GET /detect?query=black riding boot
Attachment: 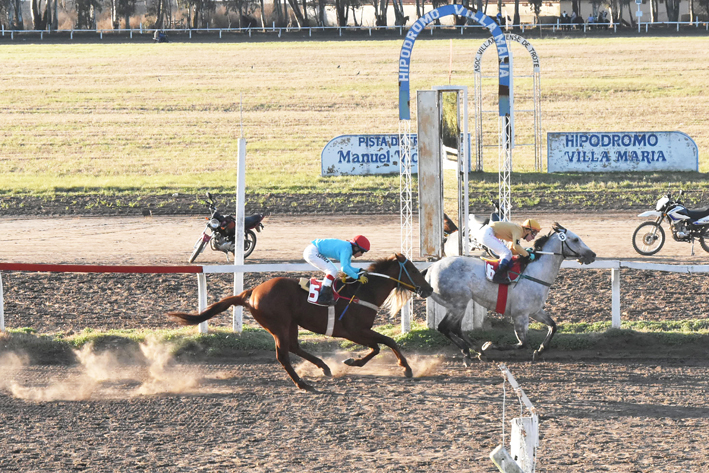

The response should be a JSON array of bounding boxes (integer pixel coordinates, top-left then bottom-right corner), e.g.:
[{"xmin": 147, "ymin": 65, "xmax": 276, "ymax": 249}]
[
  {"xmin": 318, "ymin": 285, "xmax": 335, "ymax": 305},
  {"xmin": 492, "ymin": 261, "xmax": 511, "ymax": 284}
]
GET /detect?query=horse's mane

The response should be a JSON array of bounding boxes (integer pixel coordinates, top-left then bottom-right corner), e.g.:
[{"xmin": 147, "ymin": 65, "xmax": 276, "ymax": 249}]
[
  {"xmin": 533, "ymin": 222, "xmax": 565, "ymax": 251},
  {"xmin": 365, "ymin": 255, "xmax": 397, "ymax": 274},
  {"xmin": 533, "ymin": 233, "xmax": 551, "ymax": 251},
  {"xmin": 366, "ymin": 255, "xmax": 413, "ymax": 318}
]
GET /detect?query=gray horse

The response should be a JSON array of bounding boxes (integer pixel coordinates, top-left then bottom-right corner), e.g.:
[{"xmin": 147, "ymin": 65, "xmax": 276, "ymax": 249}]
[{"xmin": 426, "ymin": 223, "xmax": 596, "ymax": 363}]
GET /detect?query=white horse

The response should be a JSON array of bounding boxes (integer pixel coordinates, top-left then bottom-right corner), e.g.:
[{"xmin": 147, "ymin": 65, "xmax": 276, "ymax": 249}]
[{"xmin": 426, "ymin": 223, "xmax": 596, "ymax": 363}]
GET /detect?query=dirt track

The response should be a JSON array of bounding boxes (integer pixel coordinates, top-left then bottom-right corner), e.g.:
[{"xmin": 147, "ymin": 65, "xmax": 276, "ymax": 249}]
[{"xmin": 1, "ymin": 213, "xmax": 709, "ymax": 472}]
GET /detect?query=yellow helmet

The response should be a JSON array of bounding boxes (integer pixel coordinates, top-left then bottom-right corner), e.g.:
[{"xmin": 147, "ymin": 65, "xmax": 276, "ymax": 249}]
[{"xmin": 522, "ymin": 219, "xmax": 541, "ymax": 232}]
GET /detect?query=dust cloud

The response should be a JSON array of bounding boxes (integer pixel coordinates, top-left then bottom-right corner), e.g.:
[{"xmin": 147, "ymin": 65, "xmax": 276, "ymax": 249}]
[{"xmin": 0, "ymin": 337, "xmax": 201, "ymax": 401}]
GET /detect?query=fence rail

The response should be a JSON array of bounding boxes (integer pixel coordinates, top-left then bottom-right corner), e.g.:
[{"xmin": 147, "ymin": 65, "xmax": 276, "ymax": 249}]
[
  {"xmin": 1, "ymin": 20, "xmax": 707, "ymax": 41},
  {"xmin": 1, "ymin": 260, "xmax": 707, "ymax": 333}
]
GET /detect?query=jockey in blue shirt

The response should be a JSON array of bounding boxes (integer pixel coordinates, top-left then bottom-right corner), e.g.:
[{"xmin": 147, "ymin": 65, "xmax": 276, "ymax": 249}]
[{"xmin": 303, "ymin": 235, "xmax": 370, "ymax": 305}]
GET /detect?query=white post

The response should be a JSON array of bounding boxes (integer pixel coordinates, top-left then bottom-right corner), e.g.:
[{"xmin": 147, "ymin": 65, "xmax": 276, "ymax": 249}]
[
  {"xmin": 233, "ymin": 137, "xmax": 246, "ymax": 333},
  {"xmin": 0, "ymin": 273, "xmax": 5, "ymax": 332},
  {"xmin": 611, "ymin": 268, "xmax": 621, "ymax": 328},
  {"xmin": 197, "ymin": 273, "xmax": 208, "ymax": 333}
]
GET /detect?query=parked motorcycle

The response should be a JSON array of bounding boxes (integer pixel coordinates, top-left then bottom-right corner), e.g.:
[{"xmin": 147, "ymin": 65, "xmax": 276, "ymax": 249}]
[
  {"xmin": 189, "ymin": 192, "xmax": 265, "ymax": 263},
  {"xmin": 632, "ymin": 190, "xmax": 709, "ymax": 256}
]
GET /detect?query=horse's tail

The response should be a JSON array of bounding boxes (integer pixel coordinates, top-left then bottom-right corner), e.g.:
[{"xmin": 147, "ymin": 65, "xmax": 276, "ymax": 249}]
[{"xmin": 167, "ymin": 290, "xmax": 253, "ymax": 326}]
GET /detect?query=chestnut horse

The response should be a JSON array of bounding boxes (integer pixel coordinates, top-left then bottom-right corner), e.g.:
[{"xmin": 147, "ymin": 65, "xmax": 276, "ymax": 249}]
[{"xmin": 168, "ymin": 253, "xmax": 433, "ymax": 391}]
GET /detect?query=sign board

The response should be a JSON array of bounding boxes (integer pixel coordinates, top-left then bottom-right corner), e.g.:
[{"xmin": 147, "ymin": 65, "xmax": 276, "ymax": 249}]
[
  {"xmin": 547, "ymin": 131, "xmax": 698, "ymax": 172},
  {"xmin": 635, "ymin": 0, "xmax": 642, "ymax": 4},
  {"xmin": 321, "ymin": 134, "xmax": 471, "ymax": 176}
]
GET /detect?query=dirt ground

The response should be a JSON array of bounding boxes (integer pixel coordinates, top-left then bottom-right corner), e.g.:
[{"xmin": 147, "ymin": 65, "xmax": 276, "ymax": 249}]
[{"xmin": 1, "ymin": 212, "xmax": 709, "ymax": 472}]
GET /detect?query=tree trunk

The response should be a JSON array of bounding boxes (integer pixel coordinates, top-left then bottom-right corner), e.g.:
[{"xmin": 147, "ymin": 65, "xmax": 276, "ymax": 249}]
[
  {"xmin": 259, "ymin": 0, "xmax": 265, "ymax": 30},
  {"xmin": 318, "ymin": 0, "xmax": 325, "ymax": 25},
  {"xmin": 286, "ymin": 0, "xmax": 305, "ymax": 27},
  {"xmin": 665, "ymin": 0, "xmax": 680, "ymax": 21}
]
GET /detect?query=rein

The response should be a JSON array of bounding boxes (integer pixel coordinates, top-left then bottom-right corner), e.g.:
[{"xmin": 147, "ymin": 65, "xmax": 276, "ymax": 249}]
[
  {"xmin": 518, "ymin": 230, "xmax": 576, "ymax": 287},
  {"xmin": 336, "ymin": 257, "xmax": 420, "ymax": 314},
  {"xmin": 368, "ymin": 257, "xmax": 420, "ymax": 292}
]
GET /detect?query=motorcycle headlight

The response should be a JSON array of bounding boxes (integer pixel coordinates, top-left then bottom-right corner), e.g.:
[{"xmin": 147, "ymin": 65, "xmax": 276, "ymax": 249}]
[{"xmin": 208, "ymin": 218, "xmax": 221, "ymax": 229}]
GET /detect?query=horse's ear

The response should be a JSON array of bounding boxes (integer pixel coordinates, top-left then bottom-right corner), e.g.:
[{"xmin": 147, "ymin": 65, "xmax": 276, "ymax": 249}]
[{"xmin": 552, "ymin": 222, "xmax": 566, "ymax": 233}]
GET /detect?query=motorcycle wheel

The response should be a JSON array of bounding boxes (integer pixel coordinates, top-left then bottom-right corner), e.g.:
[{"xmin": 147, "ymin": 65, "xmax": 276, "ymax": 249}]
[
  {"xmin": 244, "ymin": 230, "xmax": 257, "ymax": 258},
  {"xmin": 699, "ymin": 226, "xmax": 709, "ymax": 253},
  {"xmin": 632, "ymin": 222, "xmax": 665, "ymax": 255},
  {"xmin": 188, "ymin": 237, "xmax": 208, "ymax": 263}
]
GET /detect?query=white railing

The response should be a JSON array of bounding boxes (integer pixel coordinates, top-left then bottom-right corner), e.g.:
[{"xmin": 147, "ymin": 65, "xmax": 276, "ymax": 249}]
[
  {"xmin": 1, "ymin": 260, "xmax": 707, "ymax": 333},
  {"xmin": 1, "ymin": 20, "xmax": 707, "ymax": 41}
]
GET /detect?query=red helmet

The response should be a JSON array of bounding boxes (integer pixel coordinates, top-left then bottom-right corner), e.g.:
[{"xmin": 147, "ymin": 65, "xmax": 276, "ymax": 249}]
[{"xmin": 349, "ymin": 235, "xmax": 370, "ymax": 252}]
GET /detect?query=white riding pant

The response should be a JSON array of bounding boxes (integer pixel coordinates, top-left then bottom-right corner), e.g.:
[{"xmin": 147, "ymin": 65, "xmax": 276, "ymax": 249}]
[
  {"xmin": 478, "ymin": 226, "xmax": 513, "ymax": 264},
  {"xmin": 303, "ymin": 244, "xmax": 338, "ymax": 287}
]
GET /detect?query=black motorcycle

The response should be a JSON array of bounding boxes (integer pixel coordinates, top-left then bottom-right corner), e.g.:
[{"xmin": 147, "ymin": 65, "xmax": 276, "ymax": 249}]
[
  {"xmin": 632, "ymin": 190, "xmax": 709, "ymax": 256},
  {"xmin": 189, "ymin": 192, "xmax": 264, "ymax": 263}
]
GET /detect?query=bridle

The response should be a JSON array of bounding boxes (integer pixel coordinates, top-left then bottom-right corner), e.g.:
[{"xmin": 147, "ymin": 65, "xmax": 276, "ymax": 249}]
[
  {"xmin": 367, "ymin": 256, "xmax": 423, "ymax": 295},
  {"xmin": 553, "ymin": 229, "xmax": 583, "ymax": 259},
  {"xmin": 517, "ymin": 230, "xmax": 581, "ymax": 288},
  {"xmin": 534, "ymin": 229, "xmax": 581, "ymax": 259}
]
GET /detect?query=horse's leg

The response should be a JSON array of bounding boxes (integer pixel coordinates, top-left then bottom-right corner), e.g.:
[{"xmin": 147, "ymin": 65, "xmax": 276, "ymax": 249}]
[
  {"xmin": 288, "ymin": 323, "xmax": 332, "ymax": 377},
  {"xmin": 343, "ymin": 329, "xmax": 413, "ymax": 378},
  {"xmin": 481, "ymin": 315, "xmax": 529, "ymax": 352},
  {"xmin": 343, "ymin": 346, "xmax": 380, "ymax": 367},
  {"xmin": 530, "ymin": 310, "xmax": 557, "ymax": 360},
  {"xmin": 272, "ymin": 329, "xmax": 314, "ymax": 392},
  {"xmin": 437, "ymin": 312, "xmax": 481, "ymax": 365}
]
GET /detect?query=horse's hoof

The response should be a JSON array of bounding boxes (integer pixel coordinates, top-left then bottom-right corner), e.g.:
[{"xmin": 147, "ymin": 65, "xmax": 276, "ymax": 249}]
[
  {"xmin": 481, "ymin": 341, "xmax": 494, "ymax": 352},
  {"xmin": 343, "ymin": 358, "xmax": 355, "ymax": 366},
  {"xmin": 532, "ymin": 349, "xmax": 543, "ymax": 361},
  {"xmin": 297, "ymin": 380, "xmax": 316, "ymax": 392},
  {"xmin": 322, "ymin": 366, "xmax": 332, "ymax": 377},
  {"xmin": 403, "ymin": 367, "xmax": 413, "ymax": 378}
]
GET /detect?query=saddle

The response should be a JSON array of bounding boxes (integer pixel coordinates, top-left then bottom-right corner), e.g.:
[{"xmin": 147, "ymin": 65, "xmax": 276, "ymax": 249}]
[
  {"xmin": 482, "ymin": 256, "xmax": 526, "ymax": 285},
  {"xmin": 299, "ymin": 278, "xmax": 341, "ymax": 306}
]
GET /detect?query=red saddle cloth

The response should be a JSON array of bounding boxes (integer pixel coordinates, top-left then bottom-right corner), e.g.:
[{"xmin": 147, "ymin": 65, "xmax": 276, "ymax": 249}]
[{"xmin": 482, "ymin": 256, "xmax": 524, "ymax": 283}]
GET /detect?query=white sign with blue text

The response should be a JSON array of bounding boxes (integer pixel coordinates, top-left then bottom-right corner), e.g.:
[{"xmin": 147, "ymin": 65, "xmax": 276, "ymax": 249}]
[
  {"xmin": 322, "ymin": 134, "xmax": 471, "ymax": 176},
  {"xmin": 321, "ymin": 134, "xmax": 418, "ymax": 176},
  {"xmin": 547, "ymin": 131, "xmax": 698, "ymax": 172}
]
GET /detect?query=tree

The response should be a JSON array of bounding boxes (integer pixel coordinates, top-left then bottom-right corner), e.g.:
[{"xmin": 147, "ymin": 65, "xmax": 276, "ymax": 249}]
[
  {"xmin": 112, "ymin": 0, "xmax": 136, "ymax": 28},
  {"xmin": 665, "ymin": 0, "xmax": 681, "ymax": 20},
  {"xmin": 147, "ymin": 0, "xmax": 170, "ymax": 28},
  {"xmin": 75, "ymin": 0, "xmax": 100, "ymax": 28},
  {"xmin": 373, "ymin": 0, "xmax": 388, "ymax": 26},
  {"xmin": 529, "ymin": 0, "xmax": 542, "ymax": 24},
  {"xmin": 7, "ymin": 0, "xmax": 25, "ymax": 28},
  {"xmin": 30, "ymin": 0, "xmax": 50, "ymax": 30}
]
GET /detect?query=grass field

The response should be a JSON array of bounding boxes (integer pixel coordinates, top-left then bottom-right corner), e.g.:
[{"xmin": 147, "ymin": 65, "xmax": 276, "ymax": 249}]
[{"xmin": 1, "ymin": 36, "xmax": 708, "ymax": 210}]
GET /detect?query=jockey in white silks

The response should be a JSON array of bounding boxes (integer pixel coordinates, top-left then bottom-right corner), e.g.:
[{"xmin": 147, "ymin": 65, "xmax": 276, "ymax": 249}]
[
  {"xmin": 303, "ymin": 235, "xmax": 370, "ymax": 305},
  {"xmin": 477, "ymin": 219, "xmax": 542, "ymax": 283}
]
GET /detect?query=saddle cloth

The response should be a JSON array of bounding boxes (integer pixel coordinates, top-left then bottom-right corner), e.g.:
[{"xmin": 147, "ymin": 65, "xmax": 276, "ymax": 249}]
[
  {"xmin": 300, "ymin": 278, "xmax": 333, "ymax": 305},
  {"xmin": 299, "ymin": 278, "xmax": 336, "ymax": 336},
  {"xmin": 482, "ymin": 256, "xmax": 524, "ymax": 283}
]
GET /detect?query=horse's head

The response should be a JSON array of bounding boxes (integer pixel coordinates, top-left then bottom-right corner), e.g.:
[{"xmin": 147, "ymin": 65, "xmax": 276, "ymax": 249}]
[
  {"xmin": 443, "ymin": 213, "xmax": 458, "ymax": 235},
  {"xmin": 368, "ymin": 254, "xmax": 433, "ymax": 298},
  {"xmin": 538, "ymin": 223, "xmax": 596, "ymax": 264}
]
